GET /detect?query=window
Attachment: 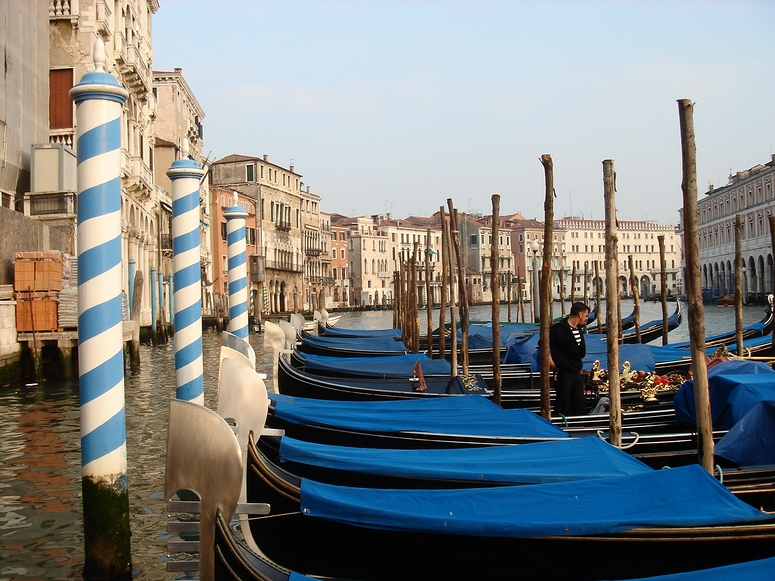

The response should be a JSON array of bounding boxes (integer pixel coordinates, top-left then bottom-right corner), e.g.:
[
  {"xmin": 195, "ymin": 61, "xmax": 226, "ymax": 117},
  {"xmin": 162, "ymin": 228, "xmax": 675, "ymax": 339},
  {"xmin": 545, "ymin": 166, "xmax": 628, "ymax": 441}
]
[
  {"xmin": 50, "ymin": 69, "xmax": 74, "ymax": 129},
  {"xmin": 332, "ymin": 248, "xmax": 337, "ymax": 259},
  {"xmin": 221, "ymin": 222, "xmax": 227, "ymax": 241},
  {"xmin": 246, "ymin": 228, "xmax": 256, "ymax": 246},
  {"xmin": 246, "ymin": 164, "xmax": 254, "ymax": 182},
  {"xmin": 470, "ymin": 234, "xmax": 477, "ymax": 245}
]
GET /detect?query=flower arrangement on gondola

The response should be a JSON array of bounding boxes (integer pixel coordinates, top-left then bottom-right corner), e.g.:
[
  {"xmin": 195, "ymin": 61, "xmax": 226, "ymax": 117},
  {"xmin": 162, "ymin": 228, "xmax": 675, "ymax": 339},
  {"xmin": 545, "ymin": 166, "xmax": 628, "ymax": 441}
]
[{"xmin": 583, "ymin": 360, "xmax": 686, "ymax": 406}]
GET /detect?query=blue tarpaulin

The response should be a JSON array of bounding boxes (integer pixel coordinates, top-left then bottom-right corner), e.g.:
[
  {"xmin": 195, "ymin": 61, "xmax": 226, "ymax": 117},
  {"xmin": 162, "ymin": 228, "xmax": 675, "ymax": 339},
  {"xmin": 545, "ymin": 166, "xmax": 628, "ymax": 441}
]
[
  {"xmin": 269, "ymin": 392, "xmax": 568, "ymax": 439},
  {"xmin": 299, "ymin": 465, "xmax": 773, "ymax": 537},
  {"xmin": 322, "ymin": 327, "xmax": 403, "ymax": 339},
  {"xmin": 279, "ymin": 436, "xmax": 652, "ymax": 483},
  {"xmin": 617, "ymin": 556, "xmax": 775, "ymax": 581},
  {"xmin": 301, "ymin": 334, "xmax": 408, "ymax": 353},
  {"xmin": 674, "ymin": 361, "xmax": 775, "ymax": 429},
  {"xmin": 715, "ymin": 401, "xmax": 775, "ymax": 466},
  {"xmin": 299, "ymin": 352, "xmax": 452, "ymax": 377}
]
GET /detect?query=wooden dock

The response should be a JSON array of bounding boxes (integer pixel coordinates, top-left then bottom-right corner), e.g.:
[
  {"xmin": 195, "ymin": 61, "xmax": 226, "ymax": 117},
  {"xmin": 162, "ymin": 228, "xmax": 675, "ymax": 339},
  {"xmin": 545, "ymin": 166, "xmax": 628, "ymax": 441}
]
[{"xmin": 17, "ymin": 320, "xmax": 138, "ymax": 380}]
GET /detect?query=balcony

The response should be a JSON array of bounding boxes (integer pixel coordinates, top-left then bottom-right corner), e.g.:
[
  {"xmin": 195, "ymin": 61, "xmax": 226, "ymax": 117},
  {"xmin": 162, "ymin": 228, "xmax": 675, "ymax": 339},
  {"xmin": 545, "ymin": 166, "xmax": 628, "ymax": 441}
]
[
  {"xmin": 266, "ymin": 260, "xmax": 302, "ymax": 273},
  {"xmin": 25, "ymin": 191, "xmax": 76, "ymax": 217},
  {"xmin": 276, "ymin": 220, "xmax": 292, "ymax": 232},
  {"xmin": 305, "ymin": 247, "xmax": 322, "ymax": 256},
  {"xmin": 124, "ymin": 155, "xmax": 154, "ymax": 202},
  {"xmin": 96, "ymin": 0, "xmax": 112, "ymax": 36},
  {"xmin": 49, "ymin": 129, "xmax": 74, "ymax": 148},
  {"xmin": 114, "ymin": 36, "xmax": 151, "ymax": 102},
  {"xmin": 49, "ymin": 0, "xmax": 78, "ymax": 24}
]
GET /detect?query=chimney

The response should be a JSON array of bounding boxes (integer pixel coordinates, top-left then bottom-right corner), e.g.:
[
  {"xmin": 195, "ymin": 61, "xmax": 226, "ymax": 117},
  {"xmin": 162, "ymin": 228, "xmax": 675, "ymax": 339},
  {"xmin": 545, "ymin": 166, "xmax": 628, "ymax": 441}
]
[
  {"xmin": 289, "ymin": 165, "xmax": 295, "ymax": 173},
  {"xmin": 263, "ymin": 154, "xmax": 268, "ymax": 162}
]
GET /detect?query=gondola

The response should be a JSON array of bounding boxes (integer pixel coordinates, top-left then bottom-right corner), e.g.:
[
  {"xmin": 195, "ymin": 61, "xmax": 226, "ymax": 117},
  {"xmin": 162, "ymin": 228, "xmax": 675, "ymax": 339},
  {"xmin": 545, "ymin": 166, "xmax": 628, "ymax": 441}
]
[
  {"xmin": 297, "ymin": 332, "xmax": 409, "ymax": 357},
  {"xmin": 246, "ymin": 454, "xmax": 775, "ymax": 581},
  {"xmin": 169, "ymin": 398, "xmax": 775, "ymax": 581},
  {"xmin": 251, "ymin": 431, "xmax": 653, "ymax": 490},
  {"xmin": 277, "ymin": 351, "xmax": 491, "ymax": 400},
  {"xmin": 619, "ymin": 298, "xmax": 683, "ymax": 344}
]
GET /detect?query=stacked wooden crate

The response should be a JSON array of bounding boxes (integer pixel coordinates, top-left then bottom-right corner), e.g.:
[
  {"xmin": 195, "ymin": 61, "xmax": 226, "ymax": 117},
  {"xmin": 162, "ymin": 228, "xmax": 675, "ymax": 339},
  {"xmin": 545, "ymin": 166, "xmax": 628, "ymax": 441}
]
[{"xmin": 14, "ymin": 252, "xmax": 71, "ymax": 332}]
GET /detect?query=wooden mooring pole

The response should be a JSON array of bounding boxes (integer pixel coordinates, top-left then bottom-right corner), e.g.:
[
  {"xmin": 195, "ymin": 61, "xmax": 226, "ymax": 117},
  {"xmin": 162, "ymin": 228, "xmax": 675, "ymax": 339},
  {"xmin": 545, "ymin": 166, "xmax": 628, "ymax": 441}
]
[
  {"xmin": 658, "ymin": 235, "xmax": 669, "ymax": 345},
  {"xmin": 442, "ymin": 209, "xmax": 457, "ymax": 376},
  {"xmin": 735, "ymin": 215, "xmax": 744, "ymax": 356},
  {"xmin": 491, "ymin": 194, "xmax": 502, "ymax": 405},
  {"xmin": 678, "ymin": 98, "xmax": 714, "ymax": 473},
  {"xmin": 603, "ymin": 159, "xmax": 622, "ymax": 448},
  {"xmin": 425, "ymin": 228, "xmax": 433, "ymax": 358},
  {"xmin": 448, "ymin": 201, "xmax": 469, "ymax": 374},
  {"xmin": 769, "ymin": 215, "xmax": 775, "ymax": 358},
  {"xmin": 438, "ymin": 209, "xmax": 448, "ymax": 361},
  {"xmin": 539, "ymin": 154, "xmax": 555, "ymax": 420},
  {"xmin": 628, "ymin": 255, "xmax": 641, "ymax": 343}
]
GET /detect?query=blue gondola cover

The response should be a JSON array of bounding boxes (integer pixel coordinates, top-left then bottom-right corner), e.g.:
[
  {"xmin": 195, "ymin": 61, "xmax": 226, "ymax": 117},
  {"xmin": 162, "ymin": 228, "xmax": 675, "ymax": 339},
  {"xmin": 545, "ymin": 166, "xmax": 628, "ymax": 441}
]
[
  {"xmin": 279, "ymin": 436, "xmax": 651, "ymax": 483},
  {"xmin": 270, "ymin": 393, "xmax": 568, "ymax": 439},
  {"xmin": 299, "ymin": 465, "xmax": 773, "ymax": 537}
]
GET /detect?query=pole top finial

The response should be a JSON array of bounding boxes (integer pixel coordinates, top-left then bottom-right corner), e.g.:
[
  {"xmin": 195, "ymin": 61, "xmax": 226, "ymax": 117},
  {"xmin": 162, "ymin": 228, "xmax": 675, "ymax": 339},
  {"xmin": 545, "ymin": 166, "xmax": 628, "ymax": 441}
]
[
  {"xmin": 182, "ymin": 138, "xmax": 190, "ymax": 158},
  {"xmin": 93, "ymin": 38, "xmax": 107, "ymax": 72},
  {"xmin": 233, "ymin": 191, "xmax": 239, "ymax": 205}
]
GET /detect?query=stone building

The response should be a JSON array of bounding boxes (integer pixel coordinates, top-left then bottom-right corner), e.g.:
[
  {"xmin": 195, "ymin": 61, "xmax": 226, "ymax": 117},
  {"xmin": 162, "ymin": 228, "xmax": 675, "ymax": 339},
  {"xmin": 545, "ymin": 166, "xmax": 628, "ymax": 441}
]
[
  {"xmin": 44, "ymin": 0, "xmax": 161, "ymax": 325},
  {"xmin": 210, "ymin": 154, "xmax": 303, "ymax": 313},
  {"xmin": 679, "ymin": 155, "xmax": 775, "ymax": 303},
  {"xmin": 329, "ymin": 216, "xmax": 351, "ymax": 308},
  {"xmin": 458, "ymin": 213, "xmax": 515, "ymax": 304},
  {"xmin": 152, "ymin": 68, "xmax": 209, "ymax": 320},
  {"xmin": 559, "ymin": 217, "xmax": 681, "ymax": 300},
  {"xmin": 210, "ymin": 186, "xmax": 260, "ymax": 319}
]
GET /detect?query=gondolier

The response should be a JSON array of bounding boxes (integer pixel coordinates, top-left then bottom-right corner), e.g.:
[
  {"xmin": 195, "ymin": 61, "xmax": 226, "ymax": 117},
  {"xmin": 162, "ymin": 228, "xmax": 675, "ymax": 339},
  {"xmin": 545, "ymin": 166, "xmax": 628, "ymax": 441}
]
[{"xmin": 549, "ymin": 301, "xmax": 589, "ymax": 416}]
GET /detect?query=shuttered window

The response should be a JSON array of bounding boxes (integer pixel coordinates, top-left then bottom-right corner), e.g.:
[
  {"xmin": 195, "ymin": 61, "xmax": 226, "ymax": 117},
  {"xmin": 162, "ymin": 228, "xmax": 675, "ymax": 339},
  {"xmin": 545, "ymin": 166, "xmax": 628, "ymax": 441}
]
[{"xmin": 50, "ymin": 69, "xmax": 74, "ymax": 130}]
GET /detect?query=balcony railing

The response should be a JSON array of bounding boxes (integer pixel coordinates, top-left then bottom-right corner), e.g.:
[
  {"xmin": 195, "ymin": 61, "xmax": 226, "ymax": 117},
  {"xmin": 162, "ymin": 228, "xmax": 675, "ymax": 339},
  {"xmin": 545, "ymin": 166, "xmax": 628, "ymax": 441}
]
[
  {"xmin": 265, "ymin": 260, "xmax": 302, "ymax": 273},
  {"xmin": 49, "ymin": 130, "xmax": 74, "ymax": 148},
  {"xmin": 26, "ymin": 192, "xmax": 76, "ymax": 216},
  {"xmin": 276, "ymin": 220, "xmax": 292, "ymax": 232},
  {"xmin": 305, "ymin": 247, "xmax": 322, "ymax": 256}
]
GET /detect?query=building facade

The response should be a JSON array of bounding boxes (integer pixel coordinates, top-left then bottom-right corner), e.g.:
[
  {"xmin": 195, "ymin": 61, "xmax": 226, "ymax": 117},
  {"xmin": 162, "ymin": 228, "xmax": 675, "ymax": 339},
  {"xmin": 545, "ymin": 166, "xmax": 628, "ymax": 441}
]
[
  {"xmin": 679, "ymin": 155, "xmax": 775, "ymax": 303},
  {"xmin": 210, "ymin": 154, "xmax": 303, "ymax": 314}
]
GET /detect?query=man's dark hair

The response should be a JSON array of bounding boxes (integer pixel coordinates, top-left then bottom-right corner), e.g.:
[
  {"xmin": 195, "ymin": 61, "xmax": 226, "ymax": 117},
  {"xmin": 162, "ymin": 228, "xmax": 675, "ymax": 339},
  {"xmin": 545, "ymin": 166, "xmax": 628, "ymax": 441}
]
[{"xmin": 570, "ymin": 301, "xmax": 590, "ymax": 316}]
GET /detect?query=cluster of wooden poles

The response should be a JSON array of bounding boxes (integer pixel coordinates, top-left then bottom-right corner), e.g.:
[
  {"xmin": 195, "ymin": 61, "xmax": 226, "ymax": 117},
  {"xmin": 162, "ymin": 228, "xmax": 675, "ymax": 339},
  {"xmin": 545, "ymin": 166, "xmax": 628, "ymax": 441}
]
[{"xmin": 392, "ymin": 100, "xmax": 774, "ymax": 476}]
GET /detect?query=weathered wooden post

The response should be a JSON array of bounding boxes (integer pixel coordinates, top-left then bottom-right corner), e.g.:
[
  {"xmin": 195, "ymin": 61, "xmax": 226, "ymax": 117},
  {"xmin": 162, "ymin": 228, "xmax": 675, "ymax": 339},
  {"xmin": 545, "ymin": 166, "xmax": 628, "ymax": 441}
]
[
  {"xmin": 225, "ymin": 193, "xmax": 249, "ymax": 340},
  {"xmin": 393, "ymin": 271, "xmax": 400, "ymax": 330},
  {"xmin": 628, "ymin": 255, "xmax": 641, "ymax": 343},
  {"xmin": 448, "ymin": 201, "xmax": 469, "ymax": 373},
  {"xmin": 491, "ymin": 194, "xmax": 502, "ymax": 405},
  {"xmin": 539, "ymin": 154, "xmax": 555, "ymax": 420},
  {"xmin": 150, "ymin": 264, "xmax": 157, "ymax": 342},
  {"xmin": 442, "ymin": 209, "xmax": 457, "ymax": 376},
  {"xmin": 584, "ymin": 261, "xmax": 589, "ymax": 306},
  {"xmin": 678, "ymin": 98, "xmax": 714, "ymax": 473},
  {"xmin": 517, "ymin": 266, "xmax": 525, "ymax": 323},
  {"xmin": 507, "ymin": 269, "xmax": 512, "ymax": 322},
  {"xmin": 128, "ymin": 253, "xmax": 136, "ymax": 318},
  {"xmin": 735, "ymin": 215, "xmax": 744, "ymax": 356},
  {"xmin": 769, "ymin": 215, "xmax": 775, "ymax": 357},
  {"xmin": 167, "ymin": 138, "xmax": 206, "ymax": 402},
  {"xmin": 412, "ymin": 241, "xmax": 421, "ymax": 353},
  {"xmin": 425, "ymin": 227, "xmax": 433, "ymax": 357},
  {"xmin": 558, "ymin": 270, "xmax": 567, "ymax": 317},
  {"xmin": 70, "ymin": 38, "xmax": 132, "ymax": 580},
  {"xmin": 595, "ymin": 261, "xmax": 602, "ymax": 333},
  {"xmin": 603, "ymin": 159, "xmax": 622, "ymax": 448},
  {"xmin": 658, "ymin": 235, "xmax": 669, "ymax": 345},
  {"xmin": 129, "ymin": 270, "xmax": 142, "ymax": 370},
  {"xmin": 571, "ymin": 264, "xmax": 577, "ymax": 304},
  {"xmin": 438, "ymin": 208, "xmax": 448, "ymax": 360}
]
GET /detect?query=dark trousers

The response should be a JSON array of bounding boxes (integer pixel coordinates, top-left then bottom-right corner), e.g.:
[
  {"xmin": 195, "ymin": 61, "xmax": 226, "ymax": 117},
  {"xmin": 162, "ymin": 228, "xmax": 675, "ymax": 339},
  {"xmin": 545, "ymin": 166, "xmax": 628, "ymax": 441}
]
[{"xmin": 553, "ymin": 368, "xmax": 586, "ymax": 417}]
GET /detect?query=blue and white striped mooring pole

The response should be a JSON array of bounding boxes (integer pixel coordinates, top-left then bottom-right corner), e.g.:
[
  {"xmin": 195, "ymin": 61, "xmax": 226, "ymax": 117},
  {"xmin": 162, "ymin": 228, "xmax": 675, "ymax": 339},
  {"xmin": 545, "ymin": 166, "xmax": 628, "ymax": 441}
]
[
  {"xmin": 225, "ymin": 194, "xmax": 249, "ymax": 339},
  {"xmin": 166, "ymin": 139, "xmax": 205, "ymax": 403},
  {"xmin": 70, "ymin": 39, "xmax": 132, "ymax": 579}
]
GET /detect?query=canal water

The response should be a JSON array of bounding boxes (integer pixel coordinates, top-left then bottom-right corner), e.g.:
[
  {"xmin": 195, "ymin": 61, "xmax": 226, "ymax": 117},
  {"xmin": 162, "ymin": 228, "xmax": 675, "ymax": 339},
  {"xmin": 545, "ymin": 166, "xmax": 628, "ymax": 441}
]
[{"xmin": 0, "ymin": 300, "xmax": 770, "ymax": 580}]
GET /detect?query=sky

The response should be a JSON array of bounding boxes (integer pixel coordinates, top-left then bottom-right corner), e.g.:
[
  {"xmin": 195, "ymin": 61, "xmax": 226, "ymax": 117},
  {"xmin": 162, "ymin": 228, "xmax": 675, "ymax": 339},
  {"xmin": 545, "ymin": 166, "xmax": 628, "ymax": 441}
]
[{"xmin": 152, "ymin": 0, "xmax": 775, "ymax": 225}]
